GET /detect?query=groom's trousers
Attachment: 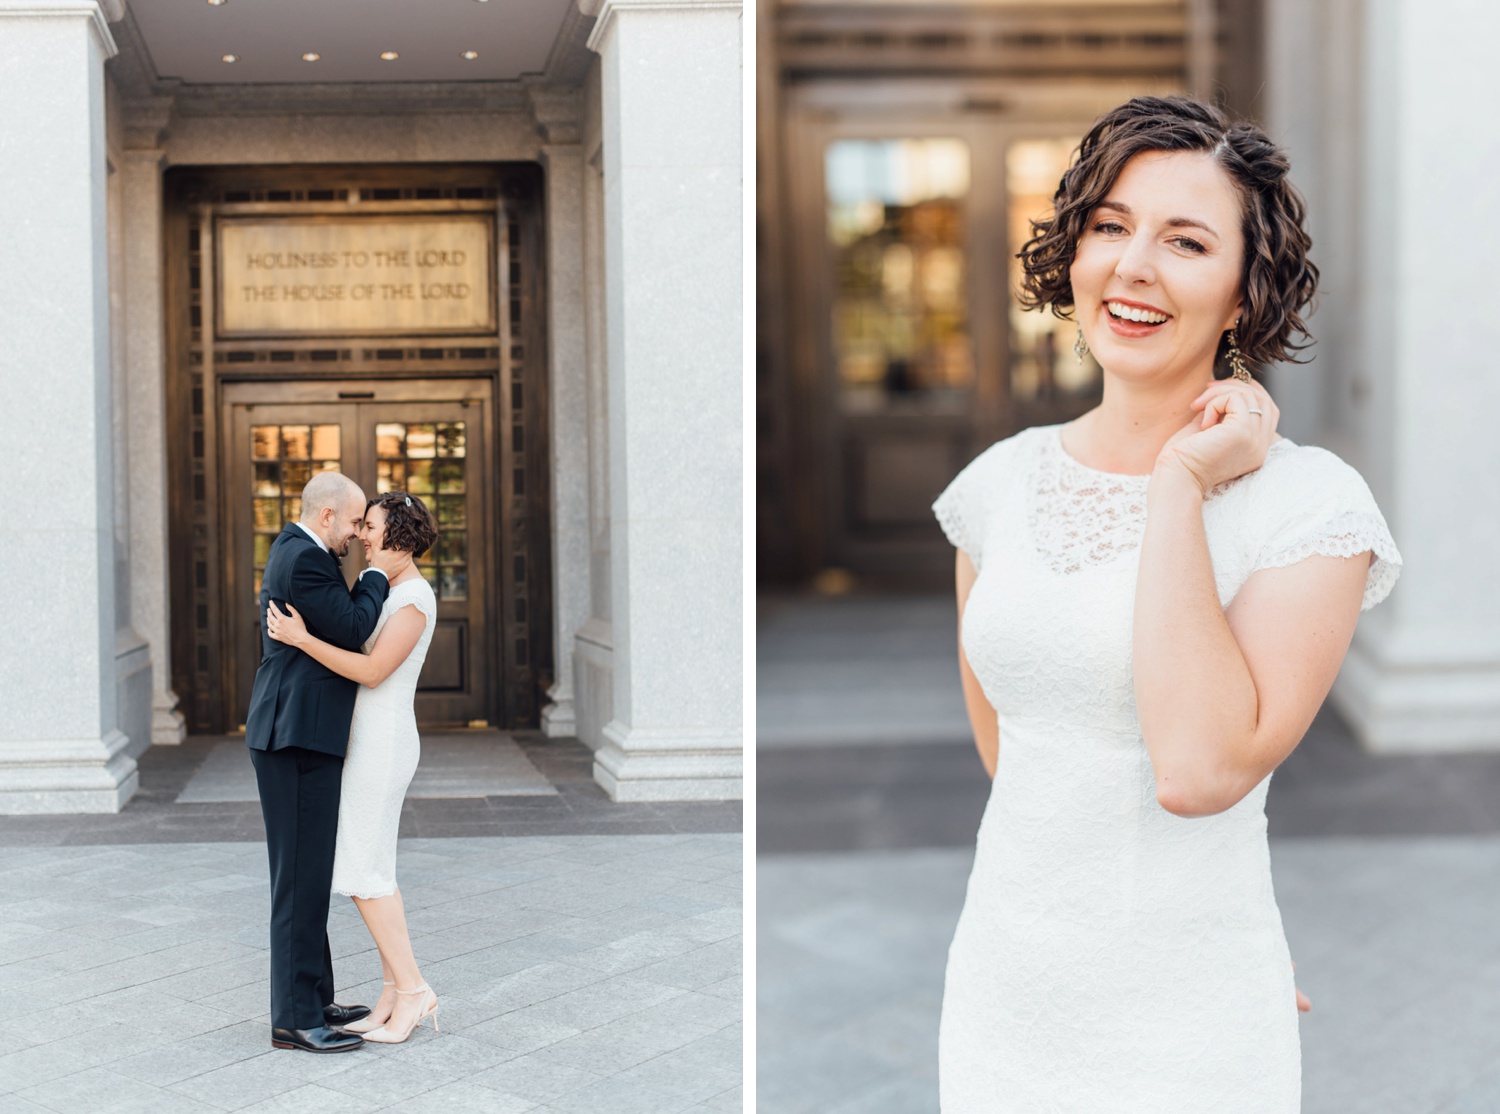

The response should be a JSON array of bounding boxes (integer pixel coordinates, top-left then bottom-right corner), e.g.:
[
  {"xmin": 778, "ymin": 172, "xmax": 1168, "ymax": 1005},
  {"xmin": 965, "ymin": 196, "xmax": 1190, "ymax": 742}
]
[{"xmin": 250, "ymin": 745, "xmax": 342, "ymax": 1030}]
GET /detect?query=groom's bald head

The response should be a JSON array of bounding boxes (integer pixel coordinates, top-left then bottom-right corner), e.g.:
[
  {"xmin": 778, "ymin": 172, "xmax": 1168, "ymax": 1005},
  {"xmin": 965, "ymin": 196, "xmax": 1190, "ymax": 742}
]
[{"xmin": 300, "ymin": 470, "xmax": 367, "ymax": 557}]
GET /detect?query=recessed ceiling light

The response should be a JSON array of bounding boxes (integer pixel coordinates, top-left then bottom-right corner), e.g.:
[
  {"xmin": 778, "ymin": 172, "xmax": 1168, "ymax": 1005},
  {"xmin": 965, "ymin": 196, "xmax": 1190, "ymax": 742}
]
[
  {"xmin": 461, "ymin": 50, "xmax": 479, "ymax": 60},
  {"xmin": 221, "ymin": 53, "xmax": 238, "ymax": 63},
  {"xmin": 302, "ymin": 52, "xmax": 320, "ymax": 62},
  {"xmin": 207, "ymin": 0, "xmax": 226, "ymax": 6},
  {"xmin": 380, "ymin": 51, "xmax": 399, "ymax": 61}
]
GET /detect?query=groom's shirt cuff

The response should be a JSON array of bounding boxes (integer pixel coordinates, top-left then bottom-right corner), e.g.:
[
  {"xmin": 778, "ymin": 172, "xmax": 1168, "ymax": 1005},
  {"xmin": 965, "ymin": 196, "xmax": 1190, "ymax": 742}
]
[{"xmin": 359, "ymin": 568, "xmax": 388, "ymax": 581}]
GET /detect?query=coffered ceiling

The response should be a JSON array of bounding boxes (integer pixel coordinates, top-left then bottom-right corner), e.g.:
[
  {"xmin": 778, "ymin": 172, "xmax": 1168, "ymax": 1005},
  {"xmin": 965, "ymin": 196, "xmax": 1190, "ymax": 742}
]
[{"xmin": 124, "ymin": 0, "xmax": 578, "ymax": 84}]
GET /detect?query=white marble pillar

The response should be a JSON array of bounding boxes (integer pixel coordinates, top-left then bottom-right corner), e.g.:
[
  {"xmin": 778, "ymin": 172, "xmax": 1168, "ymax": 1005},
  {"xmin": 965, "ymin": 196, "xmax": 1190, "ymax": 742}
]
[
  {"xmin": 533, "ymin": 87, "xmax": 591, "ymax": 739},
  {"xmin": 0, "ymin": 0, "xmax": 140, "ymax": 811},
  {"xmin": 120, "ymin": 97, "xmax": 186, "ymax": 745},
  {"xmin": 1269, "ymin": 0, "xmax": 1500, "ymax": 750},
  {"xmin": 585, "ymin": 0, "xmax": 743, "ymax": 799}
]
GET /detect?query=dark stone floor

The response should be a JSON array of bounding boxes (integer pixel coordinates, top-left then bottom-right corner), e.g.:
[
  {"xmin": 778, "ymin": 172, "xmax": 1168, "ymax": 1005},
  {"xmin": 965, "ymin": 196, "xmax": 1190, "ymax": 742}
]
[
  {"xmin": 0, "ymin": 732, "xmax": 741, "ymax": 847},
  {"xmin": 758, "ymin": 704, "xmax": 1500, "ymax": 855}
]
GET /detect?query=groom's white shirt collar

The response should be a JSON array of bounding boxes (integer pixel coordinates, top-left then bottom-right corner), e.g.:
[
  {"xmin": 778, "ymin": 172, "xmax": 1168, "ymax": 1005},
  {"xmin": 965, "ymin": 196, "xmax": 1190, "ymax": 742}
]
[{"xmin": 293, "ymin": 521, "xmax": 329, "ymax": 552}]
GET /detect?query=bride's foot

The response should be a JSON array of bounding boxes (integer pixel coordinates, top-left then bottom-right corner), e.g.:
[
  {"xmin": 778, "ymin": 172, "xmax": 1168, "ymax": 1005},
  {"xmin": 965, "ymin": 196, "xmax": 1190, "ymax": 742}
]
[
  {"xmin": 362, "ymin": 984, "xmax": 438, "ymax": 1045},
  {"xmin": 342, "ymin": 982, "xmax": 395, "ymax": 1033}
]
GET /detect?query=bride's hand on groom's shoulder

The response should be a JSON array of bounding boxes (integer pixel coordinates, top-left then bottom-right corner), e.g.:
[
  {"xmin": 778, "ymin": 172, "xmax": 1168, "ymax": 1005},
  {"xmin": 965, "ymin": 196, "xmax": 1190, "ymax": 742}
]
[{"xmin": 266, "ymin": 600, "xmax": 308, "ymax": 647}]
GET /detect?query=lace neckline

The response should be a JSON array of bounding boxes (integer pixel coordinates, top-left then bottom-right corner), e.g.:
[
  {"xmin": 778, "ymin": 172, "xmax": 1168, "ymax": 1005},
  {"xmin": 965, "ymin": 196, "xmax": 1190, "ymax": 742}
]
[{"xmin": 1028, "ymin": 428, "xmax": 1296, "ymax": 576}]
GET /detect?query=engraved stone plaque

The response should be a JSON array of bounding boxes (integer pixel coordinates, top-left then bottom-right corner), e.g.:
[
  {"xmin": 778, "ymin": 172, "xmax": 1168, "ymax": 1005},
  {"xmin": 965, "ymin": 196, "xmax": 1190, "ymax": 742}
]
[{"xmin": 217, "ymin": 214, "xmax": 495, "ymax": 337}]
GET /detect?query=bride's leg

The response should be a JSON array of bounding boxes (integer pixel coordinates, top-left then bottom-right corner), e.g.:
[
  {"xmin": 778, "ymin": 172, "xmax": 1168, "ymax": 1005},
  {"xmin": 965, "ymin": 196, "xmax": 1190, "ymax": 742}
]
[
  {"xmin": 345, "ymin": 897, "xmax": 397, "ymax": 1029},
  {"xmin": 351, "ymin": 888, "xmax": 430, "ymax": 1032}
]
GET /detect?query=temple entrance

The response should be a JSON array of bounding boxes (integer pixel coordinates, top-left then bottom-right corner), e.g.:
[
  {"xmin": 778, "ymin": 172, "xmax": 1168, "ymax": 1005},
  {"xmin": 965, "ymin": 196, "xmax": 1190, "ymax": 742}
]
[
  {"xmin": 164, "ymin": 165, "xmax": 551, "ymax": 734},
  {"xmin": 222, "ymin": 379, "xmax": 495, "ymax": 727}
]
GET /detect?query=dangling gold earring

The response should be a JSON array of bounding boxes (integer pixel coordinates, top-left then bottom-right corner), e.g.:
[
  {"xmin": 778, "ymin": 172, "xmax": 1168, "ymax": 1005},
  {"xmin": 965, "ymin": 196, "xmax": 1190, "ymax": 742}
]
[
  {"xmin": 1073, "ymin": 327, "xmax": 1088, "ymax": 364},
  {"xmin": 1226, "ymin": 326, "xmax": 1252, "ymax": 383}
]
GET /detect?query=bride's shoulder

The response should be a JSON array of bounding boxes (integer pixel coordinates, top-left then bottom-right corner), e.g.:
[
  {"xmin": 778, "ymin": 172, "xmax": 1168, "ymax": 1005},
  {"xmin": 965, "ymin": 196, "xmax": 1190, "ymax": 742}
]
[
  {"xmin": 1223, "ymin": 438, "xmax": 1401, "ymax": 610},
  {"xmin": 957, "ymin": 423, "xmax": 1052, "ymax": 478},
  {"xmin": 391, "ymin": 574, "xmax": 437, "ymax": 609},
  {"xmin": 933, "ymin": 426, "xmax": 1052, "ymax": 568},
  {"xmin": 1222, "ymin": 436, "xmax": 1390, "ymax": 546},
  {"xmin": 1244, "ymin": 438, "xmax": 1374, "ymax": 502}
]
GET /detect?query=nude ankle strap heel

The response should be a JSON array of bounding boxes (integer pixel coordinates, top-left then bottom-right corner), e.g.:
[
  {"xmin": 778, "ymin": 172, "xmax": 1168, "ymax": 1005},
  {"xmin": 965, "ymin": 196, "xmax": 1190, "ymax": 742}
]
[
  {"xmin": 361, "ymin": 984, "xmax": 438, "ymax": 1044},
  {"xmin": 342, "ymin": 982, "xmax": 395, "ymax": 1035},
  {"xmin": 398, "ymin": 983, "xmax": 439, "ymax": 1034}
]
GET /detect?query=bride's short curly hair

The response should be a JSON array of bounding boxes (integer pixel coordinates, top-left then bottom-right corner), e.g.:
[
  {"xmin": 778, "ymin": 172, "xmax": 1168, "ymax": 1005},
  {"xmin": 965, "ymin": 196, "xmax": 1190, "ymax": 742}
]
[
  {"xmin": 367, "ymin": 491, "xmax": 438, "ymax": 559},
  {"xmin": 1017, "ymin": 95, "xmax": 1319, "ymax": 372}
]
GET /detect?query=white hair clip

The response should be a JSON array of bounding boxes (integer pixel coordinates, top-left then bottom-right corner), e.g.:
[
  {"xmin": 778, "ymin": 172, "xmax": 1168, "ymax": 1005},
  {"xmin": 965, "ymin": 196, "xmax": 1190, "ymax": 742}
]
[{"xmin": 405, "ymin": 495, "xmax": 412, "ymax": 506}]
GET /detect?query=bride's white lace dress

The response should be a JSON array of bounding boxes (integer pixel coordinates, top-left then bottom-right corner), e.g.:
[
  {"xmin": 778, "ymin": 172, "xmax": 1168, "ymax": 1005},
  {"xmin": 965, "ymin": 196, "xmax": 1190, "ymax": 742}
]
[
  {"xmin": 932, "ymin": 424, "xmax": 1400, "ymax": 1113},
  {"xmin": 331, "ymin": 575, "xmax": 437, "ymax": 900}
]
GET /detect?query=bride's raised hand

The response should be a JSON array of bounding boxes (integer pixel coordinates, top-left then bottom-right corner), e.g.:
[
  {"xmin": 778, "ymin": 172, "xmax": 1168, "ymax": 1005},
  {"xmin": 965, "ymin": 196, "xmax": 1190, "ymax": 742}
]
[
  {"xmin": 265, "ymin": 601, "xmax": 308, "ymax": 647},
  {"xmin": 1154, "ymin": 378, "xmax": 1280, "ymax": 494}
]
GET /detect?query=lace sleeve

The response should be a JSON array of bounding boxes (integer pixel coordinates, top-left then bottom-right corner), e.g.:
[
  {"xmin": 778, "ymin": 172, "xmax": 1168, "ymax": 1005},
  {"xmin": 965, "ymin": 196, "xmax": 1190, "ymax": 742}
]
[
  {"xmin": 405, "ymin": 577, "xmax": 439, "ymax": 621},
  {"xmin": 932, "ymin": 440, "xmax": 1011, "ymax": 571},
  {"xmin": 1251, "ymin": 448, "xmax": 1402, "ymax": 611}
]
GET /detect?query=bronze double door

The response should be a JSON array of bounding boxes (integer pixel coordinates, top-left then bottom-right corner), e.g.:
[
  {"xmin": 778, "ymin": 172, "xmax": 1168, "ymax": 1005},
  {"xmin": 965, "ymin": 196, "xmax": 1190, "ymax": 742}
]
[{"xmin": 223, "ymin": 378, "xmax": 494, "ymax": 728}]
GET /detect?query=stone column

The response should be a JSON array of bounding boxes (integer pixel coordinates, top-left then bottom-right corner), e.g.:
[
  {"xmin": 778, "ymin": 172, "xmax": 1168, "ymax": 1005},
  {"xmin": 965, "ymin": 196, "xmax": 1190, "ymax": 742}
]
[
  {"xmin": 585, "ymin": 0, "xmax": 743, "ymax": 799},
  {"xmin": 1268, "ymin": 0, "xmax": 1500, "ymax": 750},
  {"xmin": 0, "ymin": 0, "xmax": 139, "ymax": 812},
  {"xmin": 120, "ymin": 96, "xmax": 186, "ymax": 746},
  {"xmin": 532, "ymin": 86, "xmax": 590, "ymax": 739}
]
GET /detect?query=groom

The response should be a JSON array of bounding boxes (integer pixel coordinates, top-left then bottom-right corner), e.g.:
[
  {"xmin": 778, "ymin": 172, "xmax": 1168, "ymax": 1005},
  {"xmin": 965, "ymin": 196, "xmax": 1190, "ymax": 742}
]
[{"xmin": 246, "ymin": 470, "xmax": 393, "ymax": 1053}]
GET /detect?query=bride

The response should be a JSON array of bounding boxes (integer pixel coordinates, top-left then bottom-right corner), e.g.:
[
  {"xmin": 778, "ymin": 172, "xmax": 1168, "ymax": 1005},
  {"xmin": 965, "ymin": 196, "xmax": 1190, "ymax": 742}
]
[
  {"xmin": 933, "ymin": 96, "xmax": 1400, "ymax": 1111},
  {"xmin": 266, "ymin": 490, "xmax": 441, "ymax": 1045}
]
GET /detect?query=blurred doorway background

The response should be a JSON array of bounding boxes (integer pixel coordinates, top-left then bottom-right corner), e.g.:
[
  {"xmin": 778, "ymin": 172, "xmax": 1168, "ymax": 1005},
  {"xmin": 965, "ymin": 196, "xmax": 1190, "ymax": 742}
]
[
  {"xmin": 757, "ymin": 1, "xmax": 1500, "ymax": 1111},
  {"xmin": 756, "ymin": 0, "xmax": 1260, "ymax": 584}
]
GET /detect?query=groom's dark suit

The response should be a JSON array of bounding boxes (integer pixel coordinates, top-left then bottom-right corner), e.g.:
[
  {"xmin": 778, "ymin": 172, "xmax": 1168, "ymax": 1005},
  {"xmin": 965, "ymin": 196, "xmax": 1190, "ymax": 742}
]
[{"xmin": 246, "ymin": 522, "xmax": 389, "ymax": 1030}]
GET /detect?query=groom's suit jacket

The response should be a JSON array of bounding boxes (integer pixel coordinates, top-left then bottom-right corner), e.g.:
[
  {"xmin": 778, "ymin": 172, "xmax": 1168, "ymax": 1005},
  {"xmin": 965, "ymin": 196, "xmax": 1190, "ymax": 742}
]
[{"xmin": 244, "ymin": 523, "xmax": 390, "ymax": 758}]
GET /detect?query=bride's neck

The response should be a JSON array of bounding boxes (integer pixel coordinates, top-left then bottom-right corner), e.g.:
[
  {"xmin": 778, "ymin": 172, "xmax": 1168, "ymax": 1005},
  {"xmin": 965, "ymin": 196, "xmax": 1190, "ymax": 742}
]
[
  {"xmin": 384, "ymin": 554, "xmax": 417, "ymax": 583},
  {"xmin": 1071, "ymin": 368, "xmax": 1212, "ymax": 473}
]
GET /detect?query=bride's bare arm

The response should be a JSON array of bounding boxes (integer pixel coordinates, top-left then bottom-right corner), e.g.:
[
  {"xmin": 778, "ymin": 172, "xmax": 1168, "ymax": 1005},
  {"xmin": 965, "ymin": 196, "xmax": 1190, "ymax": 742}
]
[
  {"xmin": 1134, "ymin": 382, "xmax": 1367, "ymax": 817},
  {"xmin": 955, "ymin": 550, "xmax": 1000, "ymax": 778},
  {"xmin": 267, "ymin": 600, "xmax": 427, "ymax": 688}
]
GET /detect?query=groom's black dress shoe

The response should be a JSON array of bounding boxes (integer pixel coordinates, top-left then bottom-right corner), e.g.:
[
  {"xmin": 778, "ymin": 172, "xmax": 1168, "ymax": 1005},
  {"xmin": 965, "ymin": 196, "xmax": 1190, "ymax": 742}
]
[
  {"xmin": 323, "ymin": 1002, "xmax": 372, "ymax": 1026},
  {"xmin": 271, "ymin": 1026, "xmax": 363, "ymax": 1053}
]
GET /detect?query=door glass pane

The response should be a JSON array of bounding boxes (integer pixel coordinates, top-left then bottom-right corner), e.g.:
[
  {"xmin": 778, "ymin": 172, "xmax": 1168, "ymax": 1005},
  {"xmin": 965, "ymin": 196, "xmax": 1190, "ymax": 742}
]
[
  {"xmin": 407, "ymin": 460, "xmax": 434, "ymax": 495},
  {"xmin": 436, "ymin": 422, "xmax": 466, "ymax": 458},
  {"xmin": 250, "ymin": 423, "xmax": 342, "ymax": 603},
  {"xmin": 825, "ymin": 138, "xmax": 972, "ymax": 413},
  {"xmin": 378, "ymin": 420, "xmax": 468, "ymax": 600},
  {"xmin": 1007, "ymin": 138, "xmax": 1102, "ymax": 402}
]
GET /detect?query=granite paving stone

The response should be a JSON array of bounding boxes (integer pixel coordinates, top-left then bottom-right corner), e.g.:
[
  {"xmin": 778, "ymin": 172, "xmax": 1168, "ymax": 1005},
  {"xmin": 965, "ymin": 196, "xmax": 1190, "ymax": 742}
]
[
  {"xmin": 546, "ymin": 1076, "xmax": 698, "ymax": 1114},
  {"xmin": 312, "ymin": 1056, "xmax": 449, "ymax": 1103},
  {"xmin": 233, "ymin": 1083, "xmax": 367, "ymax": 1114},
  {"xmin": 468, "ymin": 1053, "xmax": 608, "ymax": 1103},
  {"xmin": 396, "ymin": 1078, "xmax": 542, "ymax": 1113},
  {"xmin": 468, "ymin": 1015, "xmax": 586, "ymax": 1058},
  {"xmin": 632, "ymin": 938, "xmax": 742, "ymax": 991},
  {"xmin": 0, "ymin": 728, "xmax": 739, "ymax": 1112},
  {"xmin": 2, "ymin": 834, "xmax": 738, "ymax": 1113},
  {"xmin": 461, "ymin": 958, "xmax": 611, "ymax": 1010},
  {"xmin": 703, "ymin": 1084, "xmax": 743, "ymax": 1112},
  {"xmin": 610, "ymin": 1048, "xmax": 743, "ymax": 1104}
]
